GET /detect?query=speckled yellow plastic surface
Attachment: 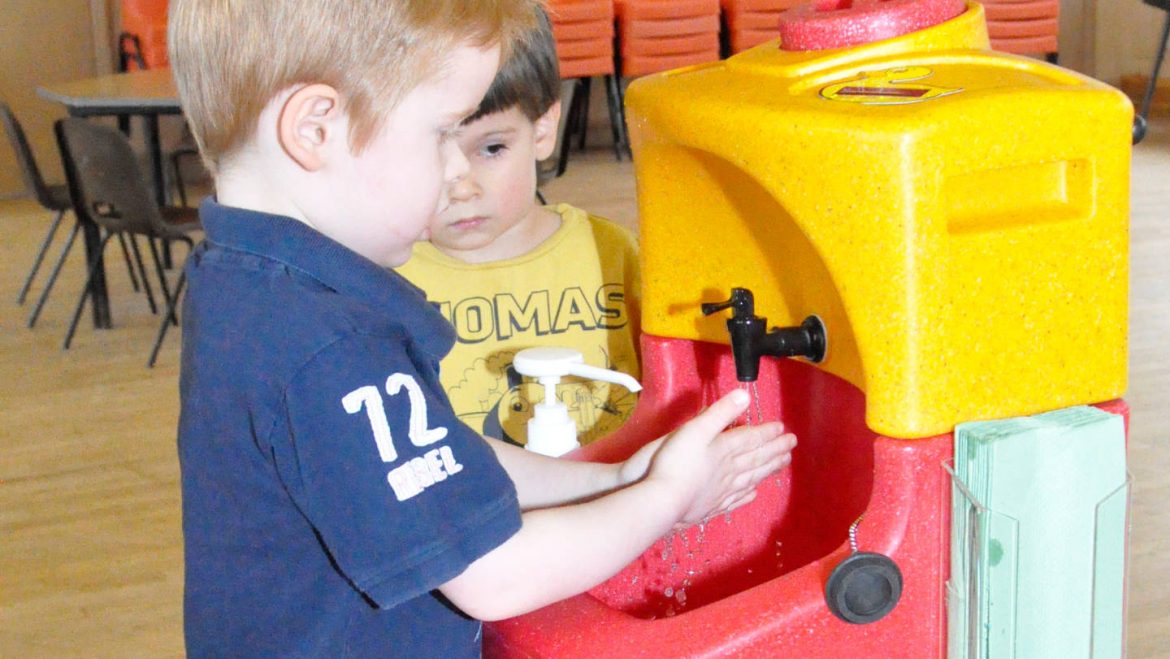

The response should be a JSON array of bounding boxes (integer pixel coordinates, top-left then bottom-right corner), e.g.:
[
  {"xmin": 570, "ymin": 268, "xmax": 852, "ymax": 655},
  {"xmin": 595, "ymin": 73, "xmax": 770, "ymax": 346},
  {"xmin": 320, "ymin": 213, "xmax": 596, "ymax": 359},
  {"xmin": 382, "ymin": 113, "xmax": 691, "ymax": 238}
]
[{"xmin": 626, "ymin": 3, "xmax": 1131, "ymax": 438}]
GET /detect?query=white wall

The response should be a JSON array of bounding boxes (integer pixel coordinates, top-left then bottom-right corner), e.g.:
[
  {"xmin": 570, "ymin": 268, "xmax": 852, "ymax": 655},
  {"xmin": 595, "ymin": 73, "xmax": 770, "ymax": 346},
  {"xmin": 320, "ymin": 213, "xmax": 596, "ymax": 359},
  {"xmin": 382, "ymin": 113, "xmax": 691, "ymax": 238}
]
[
  {"xmin": 0, "ymin": 0, "xmax": 113, "ymax": 197},
  {"xmin": 1093, "ymin": 0, "xmax": 1170, "ymax": 84}
]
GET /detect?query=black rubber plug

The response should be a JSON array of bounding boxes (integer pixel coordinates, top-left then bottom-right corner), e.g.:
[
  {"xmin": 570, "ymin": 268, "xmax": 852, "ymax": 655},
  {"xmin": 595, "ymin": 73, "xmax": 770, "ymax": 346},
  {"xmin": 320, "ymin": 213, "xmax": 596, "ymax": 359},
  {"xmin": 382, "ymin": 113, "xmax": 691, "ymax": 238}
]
[{"xmin": 825, "ymin": 552, "xmax": 903, "ymax": 624}]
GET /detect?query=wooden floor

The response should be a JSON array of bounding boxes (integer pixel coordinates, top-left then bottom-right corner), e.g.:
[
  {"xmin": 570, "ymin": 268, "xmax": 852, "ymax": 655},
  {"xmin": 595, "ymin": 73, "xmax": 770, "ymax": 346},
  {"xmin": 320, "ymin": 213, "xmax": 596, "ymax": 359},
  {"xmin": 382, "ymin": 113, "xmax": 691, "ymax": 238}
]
[{"xmin": 1, "ymin": 113, "xmax": 1167, "ymax": 657}]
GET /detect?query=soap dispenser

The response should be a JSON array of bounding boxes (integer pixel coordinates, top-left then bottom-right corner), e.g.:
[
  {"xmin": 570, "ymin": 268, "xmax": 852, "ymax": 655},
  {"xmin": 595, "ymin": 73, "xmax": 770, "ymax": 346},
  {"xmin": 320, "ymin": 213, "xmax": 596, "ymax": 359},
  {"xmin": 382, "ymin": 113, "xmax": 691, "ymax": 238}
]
[{"xmin": 512, "ymin": 347, "xmax": 642, "ymax": 457}]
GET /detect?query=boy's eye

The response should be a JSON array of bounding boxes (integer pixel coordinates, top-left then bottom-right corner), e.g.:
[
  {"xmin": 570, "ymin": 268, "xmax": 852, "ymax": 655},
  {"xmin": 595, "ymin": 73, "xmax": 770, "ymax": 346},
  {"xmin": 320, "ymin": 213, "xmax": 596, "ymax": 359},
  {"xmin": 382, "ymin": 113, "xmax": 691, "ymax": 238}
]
[{"xmin": 481, "ymin": 143, "xmax": 507, "ymax": 157}]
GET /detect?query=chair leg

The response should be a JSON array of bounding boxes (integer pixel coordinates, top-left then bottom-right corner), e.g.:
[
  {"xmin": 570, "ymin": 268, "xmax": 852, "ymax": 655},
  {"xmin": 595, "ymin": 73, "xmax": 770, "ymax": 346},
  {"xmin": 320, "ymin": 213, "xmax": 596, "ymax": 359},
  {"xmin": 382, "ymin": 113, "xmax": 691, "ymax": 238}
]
[
  {"xmin": 149, "ymin": 269, "xmax": 186, "ymax": 367},
  {"xmin": 577, "ymin": 77, "xmax": 593, "ymax": 151},
  {"xmin": 171, "ymin": 152, "xmax": 189, "ymax": 207},
  {"xmin": 63, "ymin": 232, "xmax": 114, "ymax": 350},
  {"xmin": 116, "ymin": 232, "xmax": 141, "ymax": 293},
  {"xmin": 146, "ymin": 238, "xmax": 175, "ymax": 323},
  {"xmin": 149, "ymin": 238, "xmax": 193, "ymax": 367},
  {"xmin": 557, "ymin": 80, "xmax": 583, "ymax": 177},
  {"xmin": 128, "ymin": 236, "xmax": 158, "ymax": 314},
  {"xmin": 605, "ymin": 75, "xmax": 630, "ymax": 161},
  {"xmin": 1140, "ymin": 10, "xmax": 1170, "ymax": 124},
  {"xmin": 17, "ymin": 209, "xmax": 66, "ymax": 305},
  {"xmin": 27, "ymin": 220, "xmax": 80, "ymax": 328}
]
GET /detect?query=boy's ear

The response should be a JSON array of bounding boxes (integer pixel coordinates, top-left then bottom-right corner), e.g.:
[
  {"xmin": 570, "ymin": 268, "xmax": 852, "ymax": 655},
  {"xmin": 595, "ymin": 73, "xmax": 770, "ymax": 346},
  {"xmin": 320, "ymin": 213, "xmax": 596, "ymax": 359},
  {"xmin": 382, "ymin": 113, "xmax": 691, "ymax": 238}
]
[
  {"xmin": 532, "ymin": 100, "xmax": 563, "ymax": 162},
  {"xmin": 277, "ymin": 84, "xmax": 344, "ymax": 172}
]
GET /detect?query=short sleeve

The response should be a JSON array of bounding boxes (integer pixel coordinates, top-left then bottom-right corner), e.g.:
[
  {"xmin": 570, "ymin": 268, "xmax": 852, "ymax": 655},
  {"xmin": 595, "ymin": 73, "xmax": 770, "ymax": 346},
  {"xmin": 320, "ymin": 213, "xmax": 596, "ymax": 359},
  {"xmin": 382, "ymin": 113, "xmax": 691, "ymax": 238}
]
[{"xmin": 274, "ymin": 332, "xmax": 521, "ymax": 609}]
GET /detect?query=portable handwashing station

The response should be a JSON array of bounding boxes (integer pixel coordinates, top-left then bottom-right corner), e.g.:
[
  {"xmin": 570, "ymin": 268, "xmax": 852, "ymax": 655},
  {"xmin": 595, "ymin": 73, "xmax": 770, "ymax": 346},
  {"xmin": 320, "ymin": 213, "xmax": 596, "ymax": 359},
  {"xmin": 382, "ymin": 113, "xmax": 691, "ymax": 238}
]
[{"xmin": 486, "ymin": 1, "xmax": 1132, "ymax": 656}]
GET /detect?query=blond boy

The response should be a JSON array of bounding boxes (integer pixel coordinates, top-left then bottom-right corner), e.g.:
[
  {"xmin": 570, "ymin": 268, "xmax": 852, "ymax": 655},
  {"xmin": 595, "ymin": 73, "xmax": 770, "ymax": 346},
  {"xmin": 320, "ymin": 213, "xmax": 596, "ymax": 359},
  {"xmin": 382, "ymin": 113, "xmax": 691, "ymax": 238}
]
[{"xmin": 169, "ymin": 1, "xmax": 795, "ymax": 656}]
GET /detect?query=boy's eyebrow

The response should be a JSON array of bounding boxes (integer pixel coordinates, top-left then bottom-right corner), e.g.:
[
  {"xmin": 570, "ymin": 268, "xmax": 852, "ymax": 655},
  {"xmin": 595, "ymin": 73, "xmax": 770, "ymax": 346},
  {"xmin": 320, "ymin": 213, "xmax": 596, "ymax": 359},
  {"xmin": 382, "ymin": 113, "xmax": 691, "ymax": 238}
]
[
  {"xmin": 478, "ymin": 127, "xmax": 518, "ymax": 139},
  {"xmin": 447, "ymin": 105, "xmax": 481, "ymax": 124}
]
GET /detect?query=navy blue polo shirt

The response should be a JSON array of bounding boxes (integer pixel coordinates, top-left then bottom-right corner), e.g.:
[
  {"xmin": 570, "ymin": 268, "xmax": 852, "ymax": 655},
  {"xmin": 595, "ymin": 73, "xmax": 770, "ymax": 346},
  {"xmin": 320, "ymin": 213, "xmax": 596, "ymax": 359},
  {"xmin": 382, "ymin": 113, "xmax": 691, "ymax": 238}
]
[{"xmin": 178, "ymin": 199, "xmax": 521, "ymax": 658}]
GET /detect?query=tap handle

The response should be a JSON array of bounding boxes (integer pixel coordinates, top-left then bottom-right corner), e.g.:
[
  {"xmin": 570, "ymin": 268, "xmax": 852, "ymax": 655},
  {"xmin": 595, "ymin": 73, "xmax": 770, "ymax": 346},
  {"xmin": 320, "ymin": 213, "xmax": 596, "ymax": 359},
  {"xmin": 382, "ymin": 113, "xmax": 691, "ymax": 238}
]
[{"xmin": 701, "ymin": 287, "xmax": 757, "ymax": 318}]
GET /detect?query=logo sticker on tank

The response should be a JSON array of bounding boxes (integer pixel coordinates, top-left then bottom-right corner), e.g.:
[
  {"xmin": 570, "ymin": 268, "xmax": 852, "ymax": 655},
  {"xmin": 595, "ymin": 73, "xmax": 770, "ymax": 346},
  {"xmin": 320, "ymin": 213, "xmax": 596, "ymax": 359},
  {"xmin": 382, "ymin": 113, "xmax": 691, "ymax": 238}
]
[{"xmin": 820, "ymin": 66, "xmax": 961, "ymax": 105}]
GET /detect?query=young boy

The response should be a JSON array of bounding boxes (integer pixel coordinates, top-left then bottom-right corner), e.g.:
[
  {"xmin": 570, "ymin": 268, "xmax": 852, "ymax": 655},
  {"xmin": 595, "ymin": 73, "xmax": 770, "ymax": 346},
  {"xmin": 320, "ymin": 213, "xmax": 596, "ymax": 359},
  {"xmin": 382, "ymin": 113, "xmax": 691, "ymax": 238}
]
[
  {"xmin": 397, "ymin": 8, "xmax": 640, "ymax": 448},
  {"xmin": 169, "ymin": 1, "xmax": 796, "ymax": 657}
]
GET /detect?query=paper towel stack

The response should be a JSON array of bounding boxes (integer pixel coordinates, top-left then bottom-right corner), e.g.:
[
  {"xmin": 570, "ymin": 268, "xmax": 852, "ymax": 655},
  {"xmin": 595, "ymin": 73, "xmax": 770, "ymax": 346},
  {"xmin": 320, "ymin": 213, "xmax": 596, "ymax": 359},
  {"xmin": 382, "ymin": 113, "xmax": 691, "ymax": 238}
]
[{"xmin": 949, "ymin": 406, "xmax": 1129, "ymax": 659}]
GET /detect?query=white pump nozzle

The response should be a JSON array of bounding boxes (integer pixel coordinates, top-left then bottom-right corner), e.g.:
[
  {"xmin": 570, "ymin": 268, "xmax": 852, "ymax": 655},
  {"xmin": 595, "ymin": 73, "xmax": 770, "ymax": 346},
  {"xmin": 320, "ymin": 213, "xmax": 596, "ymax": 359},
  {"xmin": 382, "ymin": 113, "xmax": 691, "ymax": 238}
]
[{"xmin": 512, "ymin": 347, "xmax": 642, "ymax": 457}]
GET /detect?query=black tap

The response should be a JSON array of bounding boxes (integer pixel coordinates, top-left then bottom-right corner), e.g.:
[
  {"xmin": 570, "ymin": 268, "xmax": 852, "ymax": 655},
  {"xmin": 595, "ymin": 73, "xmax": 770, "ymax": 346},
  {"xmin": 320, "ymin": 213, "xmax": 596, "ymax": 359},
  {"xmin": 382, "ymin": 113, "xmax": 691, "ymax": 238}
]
[{"xmin": 701, "ymin": 287, "xmax": 827, "ymax": 382}]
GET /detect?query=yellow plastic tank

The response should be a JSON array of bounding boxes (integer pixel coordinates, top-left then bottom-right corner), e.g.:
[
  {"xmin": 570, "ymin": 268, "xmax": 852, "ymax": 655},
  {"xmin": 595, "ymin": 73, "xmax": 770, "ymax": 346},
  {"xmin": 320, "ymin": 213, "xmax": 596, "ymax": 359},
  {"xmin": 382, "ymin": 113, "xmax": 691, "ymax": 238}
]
[{"xmin": 626, "ymin": 2, "xmax": 1131, "ymax": 438}]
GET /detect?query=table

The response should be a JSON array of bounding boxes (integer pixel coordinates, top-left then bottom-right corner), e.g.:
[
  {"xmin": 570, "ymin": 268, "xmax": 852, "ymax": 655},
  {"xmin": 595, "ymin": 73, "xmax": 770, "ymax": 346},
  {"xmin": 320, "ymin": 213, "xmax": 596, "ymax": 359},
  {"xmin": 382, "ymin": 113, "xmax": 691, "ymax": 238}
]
[{"xmin": 37, "ymin": 68, "xmax": 182, "ymax": 329}]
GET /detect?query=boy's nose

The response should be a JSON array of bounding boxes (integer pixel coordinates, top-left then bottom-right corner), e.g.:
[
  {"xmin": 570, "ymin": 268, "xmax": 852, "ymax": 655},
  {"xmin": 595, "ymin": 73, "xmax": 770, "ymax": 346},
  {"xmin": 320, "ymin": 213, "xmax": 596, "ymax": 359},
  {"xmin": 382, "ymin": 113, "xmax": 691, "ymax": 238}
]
[
  {"xmin": 442, "ymin": 138, "xmax": 472, "ymax": 184},
  {"xmin": 447, "ymin": 172, "xmax": 481, "ymax": 202}
]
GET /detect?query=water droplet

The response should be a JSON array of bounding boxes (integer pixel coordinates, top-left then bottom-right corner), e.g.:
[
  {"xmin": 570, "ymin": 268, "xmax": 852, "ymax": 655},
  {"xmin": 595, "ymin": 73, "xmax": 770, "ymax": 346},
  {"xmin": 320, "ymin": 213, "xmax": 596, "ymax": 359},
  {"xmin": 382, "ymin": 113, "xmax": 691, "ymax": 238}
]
[{"xmin": 631, "ymin": 575, "xmax": 639, "ymax": 585}]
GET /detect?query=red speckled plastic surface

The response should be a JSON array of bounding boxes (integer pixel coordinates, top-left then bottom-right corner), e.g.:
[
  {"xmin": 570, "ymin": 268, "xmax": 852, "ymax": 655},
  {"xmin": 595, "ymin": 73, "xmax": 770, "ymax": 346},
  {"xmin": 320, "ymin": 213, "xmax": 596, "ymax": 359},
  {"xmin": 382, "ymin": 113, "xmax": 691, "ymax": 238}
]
[
  {"xmin": 487, "ymin": 335, "xmax": 947, "ymax": 658},
  {"xmin": 777, "ymin": 0, "xmax": 967, "ymax": 51},
  {"xmin": 484, "ymin": 335, "xmax": 1130, "ymax": 658}
]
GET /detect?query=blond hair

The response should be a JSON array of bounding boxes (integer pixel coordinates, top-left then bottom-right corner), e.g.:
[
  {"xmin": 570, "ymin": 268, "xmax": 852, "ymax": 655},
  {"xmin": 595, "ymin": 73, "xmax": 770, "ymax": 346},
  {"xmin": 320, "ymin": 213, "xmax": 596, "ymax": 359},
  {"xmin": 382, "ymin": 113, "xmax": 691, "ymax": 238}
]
[{"xmin": 168, "ymin": 0, "xmax": 538, "ymax": 173}]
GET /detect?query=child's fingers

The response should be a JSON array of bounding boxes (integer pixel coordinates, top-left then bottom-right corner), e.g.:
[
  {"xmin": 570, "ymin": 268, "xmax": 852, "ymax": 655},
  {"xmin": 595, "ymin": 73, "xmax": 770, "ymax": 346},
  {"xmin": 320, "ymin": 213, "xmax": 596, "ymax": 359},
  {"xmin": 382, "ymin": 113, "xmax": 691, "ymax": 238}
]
[
  {"xmin": 712, "ymin": 446, "xmax": 794, "ymax": 516},
  {"xmin": 718, "ymin": 488, "xmax": 758, "ymax": 515},
  {"xmin": 741, "ymin": 432, "xmax": 797, "ymax": 468},
  {"xmin": 718, "ymin": 423, "xmax": 795, "ymax": 464},
  {"xmin": 742, "ymin": 448, "xmax": 792, "ymax": 485},
  {"xmin": 672, "ymin": 389, "xmax": 752, "ymax": 444}
]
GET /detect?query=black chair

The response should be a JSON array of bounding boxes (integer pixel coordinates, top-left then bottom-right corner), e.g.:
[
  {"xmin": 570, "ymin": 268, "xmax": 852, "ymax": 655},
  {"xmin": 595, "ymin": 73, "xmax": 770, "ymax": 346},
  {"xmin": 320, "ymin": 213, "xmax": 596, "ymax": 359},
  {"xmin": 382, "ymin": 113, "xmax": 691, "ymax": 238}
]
[
  {"xmin": 115, "ymin": 33, "xmax": 202, "ymax": 207},
  {"xmin": 55, "ymin": 118, "xmax": 202, "ymax": 366},
  {"xmin": 1, "ymin": 102, "xmax": 151, "ymax": 326},
  {"xmin": 1137, "ymin": 0, "xmax": 1170, "ymax": 143}
]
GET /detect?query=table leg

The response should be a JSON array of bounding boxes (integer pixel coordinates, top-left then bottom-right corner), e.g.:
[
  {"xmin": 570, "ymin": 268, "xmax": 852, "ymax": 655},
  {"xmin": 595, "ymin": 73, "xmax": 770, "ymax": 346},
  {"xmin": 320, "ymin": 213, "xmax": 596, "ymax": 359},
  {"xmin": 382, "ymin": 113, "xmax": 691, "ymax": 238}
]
[
  {"xmin": 80, "ymin": 215, "xmax": 112, "ymax": 329},
  {"xmin": 143, "ymin": 114, "xmax": 174, "ymax": 267}
]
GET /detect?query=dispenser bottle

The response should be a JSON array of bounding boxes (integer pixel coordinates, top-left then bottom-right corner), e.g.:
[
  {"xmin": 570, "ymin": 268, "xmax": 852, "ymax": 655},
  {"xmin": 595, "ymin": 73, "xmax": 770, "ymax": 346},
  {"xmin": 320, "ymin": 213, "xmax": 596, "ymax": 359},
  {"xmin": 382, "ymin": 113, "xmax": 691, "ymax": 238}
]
[{"xmin": 512, "ymin": 347, "xmax": 642, "ymax": 457}]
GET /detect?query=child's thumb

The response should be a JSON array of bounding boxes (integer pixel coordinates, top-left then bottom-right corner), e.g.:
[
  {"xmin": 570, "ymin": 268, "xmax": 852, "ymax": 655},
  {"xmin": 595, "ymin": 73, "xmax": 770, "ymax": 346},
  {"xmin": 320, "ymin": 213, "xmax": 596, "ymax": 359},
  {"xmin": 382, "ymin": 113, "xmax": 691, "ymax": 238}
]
[{"xmin": 677, "ymin": 389, "xmax": 751, "ymax": 441}]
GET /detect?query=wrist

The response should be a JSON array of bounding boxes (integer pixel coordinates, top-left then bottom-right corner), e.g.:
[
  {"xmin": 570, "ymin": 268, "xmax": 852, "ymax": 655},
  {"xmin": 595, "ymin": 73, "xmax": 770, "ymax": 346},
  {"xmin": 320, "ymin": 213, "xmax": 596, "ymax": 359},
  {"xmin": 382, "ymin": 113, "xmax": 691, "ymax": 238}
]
[
  {"xmin": 614, "ymin": 459, "xmax": 635, "ymax": 489},
  {"xmin": 636, "ymin": 474, "xmax": 690, "ymax": 524}
]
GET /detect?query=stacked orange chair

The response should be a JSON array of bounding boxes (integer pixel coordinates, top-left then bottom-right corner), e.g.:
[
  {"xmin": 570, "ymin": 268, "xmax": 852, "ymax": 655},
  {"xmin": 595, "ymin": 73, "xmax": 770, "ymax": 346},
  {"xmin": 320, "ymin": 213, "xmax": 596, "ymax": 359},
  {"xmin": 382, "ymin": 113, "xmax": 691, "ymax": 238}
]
[
  {"xmin": 981, "ymin": 0, "xmax": 1059, "ymax": 62},
  {"xmin": 547, "ymin": 0, "xmax": 626, "ymax": 170},
  {"xmin": 615, "ymin": 0, "xmax": 723, "ymax": 76},
  {"xmin": 613, "ymin": 0, "xmax": 723, "ymax": 153},
  {"xmin": 720, "ymin": 0, "xmax": 805, "ymax": 54},
  {"xmin": 119, "ymin": 0, "xmax": 170, "ymax": 71}
]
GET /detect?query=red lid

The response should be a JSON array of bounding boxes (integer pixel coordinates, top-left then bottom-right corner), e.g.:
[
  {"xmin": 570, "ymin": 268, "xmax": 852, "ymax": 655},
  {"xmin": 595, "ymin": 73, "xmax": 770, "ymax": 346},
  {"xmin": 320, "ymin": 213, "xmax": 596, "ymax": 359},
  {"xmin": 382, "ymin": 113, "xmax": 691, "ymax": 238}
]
[{"xmin": 777, "ymin": 0, "xmax": 967, "ymax": 51}]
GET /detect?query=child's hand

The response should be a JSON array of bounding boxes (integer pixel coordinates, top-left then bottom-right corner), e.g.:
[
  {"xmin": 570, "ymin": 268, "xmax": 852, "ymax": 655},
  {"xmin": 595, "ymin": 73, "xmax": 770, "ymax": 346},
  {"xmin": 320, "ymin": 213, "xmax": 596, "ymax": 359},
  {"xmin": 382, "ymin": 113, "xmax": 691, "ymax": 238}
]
[{"xmin": 642, "ymin": 389, "xmax": 795, "ymax": 526}]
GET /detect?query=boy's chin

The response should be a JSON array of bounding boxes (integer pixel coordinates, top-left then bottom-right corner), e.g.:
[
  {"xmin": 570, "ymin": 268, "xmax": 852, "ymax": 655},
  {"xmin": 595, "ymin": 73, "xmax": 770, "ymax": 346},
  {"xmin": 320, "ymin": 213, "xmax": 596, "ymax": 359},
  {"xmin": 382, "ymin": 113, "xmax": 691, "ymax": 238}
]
[{"xmin": 385, "ymin": 251, "xmax": 414, "ymax": 268}]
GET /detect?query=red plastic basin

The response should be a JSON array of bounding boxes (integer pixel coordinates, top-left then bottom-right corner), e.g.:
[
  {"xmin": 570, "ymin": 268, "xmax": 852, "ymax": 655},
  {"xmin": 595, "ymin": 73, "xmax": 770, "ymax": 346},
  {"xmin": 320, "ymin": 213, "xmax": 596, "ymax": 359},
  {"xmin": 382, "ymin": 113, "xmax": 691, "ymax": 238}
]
[{"xmin": 485, "ymin": 334, "xmax": 953, "ymax": 658}]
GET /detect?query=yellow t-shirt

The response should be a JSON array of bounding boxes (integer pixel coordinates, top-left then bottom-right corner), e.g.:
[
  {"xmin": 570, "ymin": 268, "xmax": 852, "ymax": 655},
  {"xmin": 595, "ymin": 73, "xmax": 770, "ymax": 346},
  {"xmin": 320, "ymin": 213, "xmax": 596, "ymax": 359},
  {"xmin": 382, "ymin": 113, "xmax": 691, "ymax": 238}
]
[{"xmin": 397, "ymin": 203, "xmax": 641, "ymax": 446}]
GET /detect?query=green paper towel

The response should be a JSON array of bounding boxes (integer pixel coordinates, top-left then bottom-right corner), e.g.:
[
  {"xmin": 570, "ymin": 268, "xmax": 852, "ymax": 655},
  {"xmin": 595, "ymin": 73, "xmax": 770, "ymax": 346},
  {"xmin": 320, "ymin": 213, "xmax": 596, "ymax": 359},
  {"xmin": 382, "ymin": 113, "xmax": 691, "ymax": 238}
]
[{"xmin": 949, "ymin": 406, "xmax": 1128, "ymax": 659}]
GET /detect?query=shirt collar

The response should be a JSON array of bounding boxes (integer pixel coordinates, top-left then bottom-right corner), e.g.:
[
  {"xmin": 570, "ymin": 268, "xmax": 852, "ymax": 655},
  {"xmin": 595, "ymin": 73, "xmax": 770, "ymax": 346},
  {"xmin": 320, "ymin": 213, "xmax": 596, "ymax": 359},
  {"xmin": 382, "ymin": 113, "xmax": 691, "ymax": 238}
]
[{"xmin": 198, "ymin": 198, "xmax": 455, "ymax": 358}]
